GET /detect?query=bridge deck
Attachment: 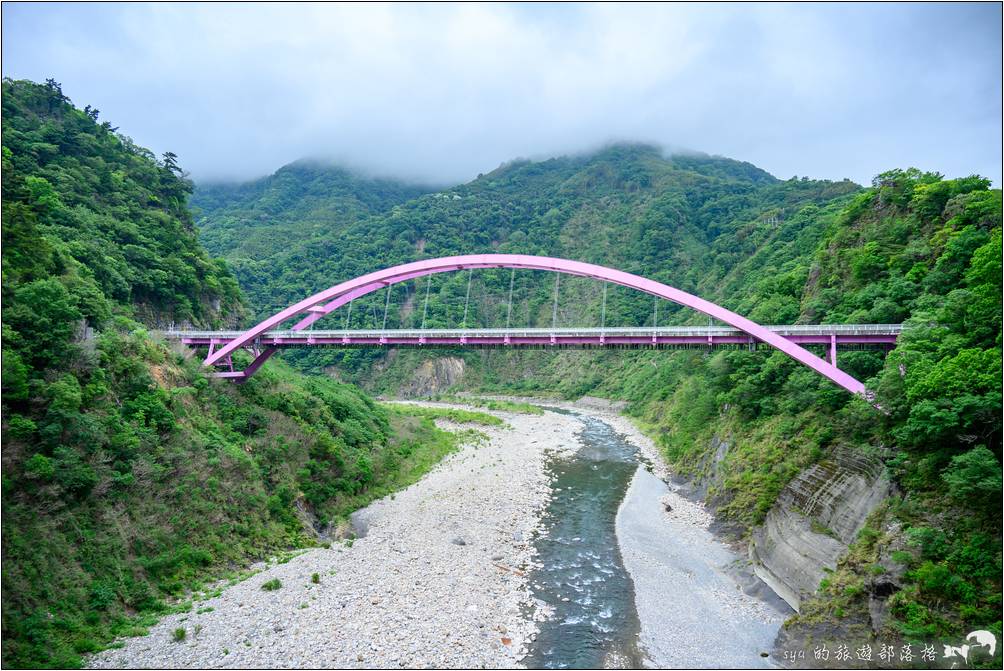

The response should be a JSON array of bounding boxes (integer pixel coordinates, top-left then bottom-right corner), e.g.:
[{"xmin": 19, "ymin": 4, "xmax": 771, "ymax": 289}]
[{"xmin": 167, "ymin": 324, "xmax": 902, "ymax": 348}]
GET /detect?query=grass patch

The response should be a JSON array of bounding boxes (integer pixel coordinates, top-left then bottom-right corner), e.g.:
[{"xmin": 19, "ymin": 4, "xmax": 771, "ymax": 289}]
[
  {"xmin": 260, "ymin": 579, "xmax": 282, "ymax": 591},
  {"xmin": 275, "ymin": 549, "xmax": 307, "ymax": 565},
  {"xmin": 316, "ymin": 409, "xmax": 465, "ymax": 521},
  {"xmin": 810, "ymin": 518, "xmax": 840, "ymax": 540},
  {"xmin": 433, "ymin": 395, "xmax": 545, "ymax": 415},
  {"xmin": 385, "ymin": 403, "xmax": 505, "ymax": 427},
  {"xmin": 171, "ymin": 628, "xmax": 186, "ymax": 643}
]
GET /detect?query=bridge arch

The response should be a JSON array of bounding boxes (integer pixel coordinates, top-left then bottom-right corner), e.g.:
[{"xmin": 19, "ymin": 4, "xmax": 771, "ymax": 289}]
[{"xmin": 204, "ymin": 254, "xmax": 868, "ymax": 396}]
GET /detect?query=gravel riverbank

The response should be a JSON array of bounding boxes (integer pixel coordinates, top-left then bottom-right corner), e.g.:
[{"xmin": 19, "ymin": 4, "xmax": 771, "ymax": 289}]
[
  {"xmin": 89, "ymin": 407, "xmax": 580, "ymax": 669},
  {"xmin": 616, "ymin": 467, "xmax": 787, "ymax": 667},
  {"xmin": 475, "ymin": 395, "xmax": 792, "ymax": 667},
  {"xmin": 88, "ymin": 396, "xmax": 790, "ymax": 669}
]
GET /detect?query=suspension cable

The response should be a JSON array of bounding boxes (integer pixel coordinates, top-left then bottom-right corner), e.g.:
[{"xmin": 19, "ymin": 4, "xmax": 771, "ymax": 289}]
[
  {"xmin": 551, "ymin": 273, "xmax": 560, "ymax": 329},
  {"xmin": 382, "ymin": 284, "xmax": 392, "ymax": 331},
  {"xmin": 653, "ymin": 294, "xmax": 658, "ymax": 329},
  {"xmin": 344, "ymin": 299, "xmax": 352, "ymax": 330},
  {"xmin": 601, "ymin": 282, "xmax": 608, "ymax": 333},
  {"xmin": 505, "ymin": 268, "xmax": 516, "ymax": 329},
  {"xmin": 421, "ymin": 275, "xmax": 432, "ymax": 330},
  {"xmin": 461, "ymin": 268, "xmax": 472, "ymax": 329}
]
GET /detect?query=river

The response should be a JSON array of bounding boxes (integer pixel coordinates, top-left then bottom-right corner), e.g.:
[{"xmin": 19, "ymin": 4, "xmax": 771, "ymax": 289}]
[
  {"xmin": 89, "ymin": 402, "xmax": 788, "ymax": 670},
  {"xmin": 522, "ymin": 413, "xmax": 645, "ymax": 668},
  {"xmin": 524, "ymin": 405, "xmax": 789, "ymax": 668}
]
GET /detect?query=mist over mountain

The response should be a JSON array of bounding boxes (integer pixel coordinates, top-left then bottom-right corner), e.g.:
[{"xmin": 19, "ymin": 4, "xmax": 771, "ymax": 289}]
[
  {"xmin": 3, "ymin": 3, "xmax": 1000, "ymax": 184},
  {"xmin": 192, "ymin": 143, "xmax": 859, "ymax": 327}
]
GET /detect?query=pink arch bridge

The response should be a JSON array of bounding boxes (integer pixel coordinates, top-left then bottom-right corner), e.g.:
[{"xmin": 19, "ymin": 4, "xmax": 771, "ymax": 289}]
[{"xmin": 180, "ymin": 255, "xmax": 901, "ymax": 397}]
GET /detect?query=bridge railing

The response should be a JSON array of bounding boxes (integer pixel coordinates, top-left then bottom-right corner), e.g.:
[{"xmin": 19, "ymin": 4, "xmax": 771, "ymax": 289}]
[{"xmin": 164, "ymin": 324, "xmax": 904, "ymax": 340}]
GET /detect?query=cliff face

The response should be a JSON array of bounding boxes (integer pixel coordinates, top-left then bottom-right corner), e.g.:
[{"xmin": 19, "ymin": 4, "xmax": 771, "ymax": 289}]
[
  {"xmin": 748, "ymin": 447, "xmax": 891, "ymax": 611},
  {"xmin": 672, "ymin": 432, "xmax": 891, "ymax": 613},
  {"xmin": 400, "ymin": 356, "xmax": 466, "ymax": 396}
]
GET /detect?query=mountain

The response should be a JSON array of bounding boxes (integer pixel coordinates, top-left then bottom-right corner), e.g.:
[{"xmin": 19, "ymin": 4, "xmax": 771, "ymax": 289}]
[
  {"xmin": 192, "ymin": 160, "xmax": 432, "ymax": 271},
  {"xmin": 195, "ymin": 149, "xmax": 1002, "ymax": 653},
  {"xmin": 191, "ymin": 161, "xmax": 433, "ymax": 316},
  {"xmin": 0, "ymin": 78, "xmax": 461, "ymax": 668},
  {"xmin": 194, "ymin": 143, "xmax": 859, "ymax": 328}
]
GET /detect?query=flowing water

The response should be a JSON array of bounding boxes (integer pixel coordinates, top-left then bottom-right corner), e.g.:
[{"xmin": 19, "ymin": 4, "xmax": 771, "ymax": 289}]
[{"xmin": 523, "ymin": 413, "xmax": 645, "ymax": 669}]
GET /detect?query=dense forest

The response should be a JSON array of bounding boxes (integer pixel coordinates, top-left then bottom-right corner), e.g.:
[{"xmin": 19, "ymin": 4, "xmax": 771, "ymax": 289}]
[
  {"xmin": 197, "ymin": 147, "xmax": 1002, "ymax": 656},
  {"xmin": 2, "ymin": 74, "xmax": 1000, "ymax": 667},
  {"xmin": 0, "ymin": 79, "xmax": 464, "ymax": 668}
]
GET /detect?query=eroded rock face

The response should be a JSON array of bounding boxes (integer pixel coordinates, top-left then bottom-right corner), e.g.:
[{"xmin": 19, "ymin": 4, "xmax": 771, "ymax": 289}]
[
  {"xmin": 574, "ymin": 396, "xmax": 629, "ymax": 413},
  {"xmin": 749, "ymin": 446, "xmax": 890, "ymax": 611},
  {"xmin": 401, "ymin": 357, "xmax": 465, "ymax": 396}
]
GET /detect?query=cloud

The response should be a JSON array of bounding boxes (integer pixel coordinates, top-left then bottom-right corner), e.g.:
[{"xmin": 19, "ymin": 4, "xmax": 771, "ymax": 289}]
[{"xmin": 2, "ymin": 2, "xmax": 1000, "ymax": 185}]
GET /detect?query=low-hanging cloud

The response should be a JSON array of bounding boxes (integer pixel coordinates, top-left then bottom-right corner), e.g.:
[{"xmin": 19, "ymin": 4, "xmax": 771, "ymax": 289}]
[{"xmin": 2, "ymin": 2, "xmax": 1000, "ymax": 186}]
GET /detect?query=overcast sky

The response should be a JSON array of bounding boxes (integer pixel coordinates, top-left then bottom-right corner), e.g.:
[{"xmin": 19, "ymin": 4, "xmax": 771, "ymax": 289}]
[{"xmin": 3, "ymin": 2, "xmax": 1000, "ymax": 186}]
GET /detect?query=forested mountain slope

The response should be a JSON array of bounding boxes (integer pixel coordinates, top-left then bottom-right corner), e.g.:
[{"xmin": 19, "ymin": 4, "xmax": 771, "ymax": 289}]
[
  {"xmin": 194, "ymin": 145, "xmax": 860, "ymax": 375},
  {"xmin": 1, "ymin": 78, "xmax": 458, "ymax": 668},
  {"xmin": 197, "ymin": 148, "xmax": 1002, "ymax": 657},
  {"xmin": 192, "ymin": 162, "xmax": 431, "ymax": 310}
]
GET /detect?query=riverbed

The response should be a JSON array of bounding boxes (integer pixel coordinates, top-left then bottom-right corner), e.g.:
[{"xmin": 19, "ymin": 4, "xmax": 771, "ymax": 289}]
[
  {"xmin": 523, "ymin": 402, "xmax": 788, "ymax": 668},
  {"xmin": 90, "ymin": 408, "xmax": 574, "ymax": 669},
  {"xmin": 89, "ymin": 401, "xmax": 787, "ymax": 669}
]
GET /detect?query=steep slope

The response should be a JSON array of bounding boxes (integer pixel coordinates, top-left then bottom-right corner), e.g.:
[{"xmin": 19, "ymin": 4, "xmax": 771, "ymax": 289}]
[
  {"xmin": 192, "ymin": 161, "xmax": 433, "ymax": 315},
  {"xmin": 595, "ymin": 170, "xmax": 1002, "ymax": 657},
  {"xmin": 0, "ymin": 79, "xmax": 457, "ymax": 669}
]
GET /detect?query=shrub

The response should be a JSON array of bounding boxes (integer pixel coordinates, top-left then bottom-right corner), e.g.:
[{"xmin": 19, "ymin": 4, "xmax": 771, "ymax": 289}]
[
  {"xmin": 7, "ymin": 415, "xmax": 37, "ymax": 440},
  {"xmin": 171, "ymin": 628, "xmax": 186, "ymax": 643},
  {"xmin": 23, "ymin": 453, "xmax": 55, "ymax": 480},
  {"xmin": 942, "ymin": 446, "xmax": 1002, "ymax": 514},
  {"xmin": 52, "ymin": 447, "xmax": 98, "ymax": 495},
  {"xmin": 311, "ymin": 573, "xmax": 320, "ymax": 584},
  {"xmin": 261, "ymin": 578, "xmax": 282, "ymax": 591},
  {"xmin": 913, "ymin": 561, "xmax": 976, "ymax": 602},
  {"xmin": 890, "ymin": 550, "xmax": 915, "ymax": 567}
]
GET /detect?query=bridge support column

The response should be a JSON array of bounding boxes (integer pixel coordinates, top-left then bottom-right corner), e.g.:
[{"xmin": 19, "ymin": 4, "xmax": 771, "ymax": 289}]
[
  {"xmin": 242, "ymin": 347, "xmax": 278, "ymax": 380},
  {"xmin": 830, "ymin": 335, "xmax": 837, "ymax": 367}
]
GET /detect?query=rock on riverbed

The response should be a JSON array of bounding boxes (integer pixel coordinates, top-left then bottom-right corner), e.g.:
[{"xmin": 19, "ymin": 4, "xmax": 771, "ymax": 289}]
[{"xmin": 89, "ymin": 409, "xmax": 581, "ymax": 669}]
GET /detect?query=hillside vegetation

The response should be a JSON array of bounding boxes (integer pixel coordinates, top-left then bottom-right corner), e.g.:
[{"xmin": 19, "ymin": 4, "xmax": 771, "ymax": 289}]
[
  {"xmin": 197, "ymin": 149, "xmax": 1002, "ymax": 653},
  {"xmin": 192, "ymin": 162, "xmax": 431, "ymax": 315},
  {"xmin": 0, "ymin": 78, "xmax": 460, "ymax": 668}
]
